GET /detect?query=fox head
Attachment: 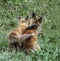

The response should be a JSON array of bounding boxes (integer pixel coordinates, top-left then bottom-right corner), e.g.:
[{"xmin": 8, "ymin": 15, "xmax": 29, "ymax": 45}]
[
  {"xmin": 18, "ymin": 16, "xmax": 31, "ymax": 26},
  {"xmin": 18, "ymin": 16, "xmax": 32, "ymax": 31},
  {"xmin": 31, "ymin": 13, "xmax": 43, "ymax": 27},
  {"xmin": 26, "ymin": 24, "xmax": 38, "ymax": 30}
]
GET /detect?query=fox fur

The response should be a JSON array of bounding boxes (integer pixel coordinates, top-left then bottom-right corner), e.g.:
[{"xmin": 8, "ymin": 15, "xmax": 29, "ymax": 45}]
[
  {"xmin": 17, "ymin": 13, "xmax": 43, "ymax": 52},
  {"xmin": 8, "ymin": 13, "xmax": 43, "ymax": 53},
  {"xmin": 8, "ymin": 16, "xmax": 32, "ymax": 51}
]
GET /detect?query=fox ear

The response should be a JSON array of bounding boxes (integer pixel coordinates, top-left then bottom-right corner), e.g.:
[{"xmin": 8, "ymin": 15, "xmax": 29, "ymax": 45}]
[
  {"xmin": 38, "ymin": 17, "xmax": 43, "ymax": 23},
  {"xmin": 32, "ymin": 12, "xmax": 36, "ymax": 19},
  {"xmin": 18, "ymin": 16, "xmax": 22, "ymax": 20},
  {"xmin": 25, "ymin": 16, "xmax": 29, "ymax": 20}
]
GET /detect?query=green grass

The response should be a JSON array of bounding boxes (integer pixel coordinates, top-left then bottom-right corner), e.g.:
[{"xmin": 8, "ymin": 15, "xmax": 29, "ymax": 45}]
[{"xmin": 0, "ymin": 0, "xmax": 59, "ymax": 61}]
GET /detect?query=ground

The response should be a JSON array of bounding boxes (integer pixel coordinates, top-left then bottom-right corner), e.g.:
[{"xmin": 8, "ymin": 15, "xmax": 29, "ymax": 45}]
[{"xmin": 0, "ymin": 0, "xmax": 59, "ymax": 61}]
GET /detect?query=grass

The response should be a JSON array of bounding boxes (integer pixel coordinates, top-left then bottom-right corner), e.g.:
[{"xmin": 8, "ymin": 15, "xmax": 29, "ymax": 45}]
[{"xmin": 0, "ymin": 0, "xmax": 59, "ymax": 61}]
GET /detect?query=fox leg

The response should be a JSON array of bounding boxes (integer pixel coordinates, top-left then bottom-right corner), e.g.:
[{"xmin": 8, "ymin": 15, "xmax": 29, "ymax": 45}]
[
  {"xmin": 9, "ymin": 42, "xmax": 19, "ymax": 53},
  {"xmin": 34, "ymin": 43, "xmax": 41, "ymax": 51}
]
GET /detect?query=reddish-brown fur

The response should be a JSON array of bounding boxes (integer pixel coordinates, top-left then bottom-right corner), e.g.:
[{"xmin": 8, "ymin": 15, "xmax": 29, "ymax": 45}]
[
  {"xmin": 18, "ymin": 13, "xmax": 43, "ymax": 52},
  {"xmin": 8, "ymin": 16, "xmax": 31, "ymax": 51},
  {"xmin": 8, "ymin": 13, "xmax": 43, "ymax": 53},
  {"xmin": 22, "ymin": 29, "xmax": 37, "ymax": 51}
]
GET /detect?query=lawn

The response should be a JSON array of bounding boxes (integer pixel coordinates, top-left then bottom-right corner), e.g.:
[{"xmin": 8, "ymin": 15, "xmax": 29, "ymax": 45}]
[{"xmin": 0, "ymin": 0, "xmax": 59, "ymax": 61}]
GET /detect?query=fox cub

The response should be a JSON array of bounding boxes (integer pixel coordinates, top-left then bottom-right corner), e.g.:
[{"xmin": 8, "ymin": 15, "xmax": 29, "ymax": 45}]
[
  {"xmin": 8, "ymin": 16, "xmax": 31, "ymax": 51},
  {"xmin": 17, "ymin": 13, "xmax": 43, "ymax": 52}
]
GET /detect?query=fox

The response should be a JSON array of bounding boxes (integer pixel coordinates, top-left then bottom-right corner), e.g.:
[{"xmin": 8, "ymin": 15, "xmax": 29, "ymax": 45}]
[
  {"xmin": 8, "ymin": 13, "xmax": 43, "ymax": 53},
  {"xmin": 16, "ymin": 13, "xmax": 43, "ymax": 53},
  {"xmin": 8, "ymin": 16, "xmax": 32, "ymax": 51}
]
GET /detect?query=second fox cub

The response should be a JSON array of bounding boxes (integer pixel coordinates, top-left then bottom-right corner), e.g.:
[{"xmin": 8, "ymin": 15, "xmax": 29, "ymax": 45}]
[
  {"xmin": 18, "ymin": 13, "xmax": 43, "ymax": 52},
  {"xmin": 8, "ymin": 16, "xmax": 31, "ymax": 51}
]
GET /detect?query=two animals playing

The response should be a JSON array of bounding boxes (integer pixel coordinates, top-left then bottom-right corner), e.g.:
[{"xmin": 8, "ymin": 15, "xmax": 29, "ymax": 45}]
[{"xmin": 9, "ymin": 13, "xmax": 43, "ymax": 53}]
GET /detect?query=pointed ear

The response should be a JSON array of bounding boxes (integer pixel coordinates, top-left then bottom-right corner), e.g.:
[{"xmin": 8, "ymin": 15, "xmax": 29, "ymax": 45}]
[
  {"xmin": 25, "ymin": 16, "xmax": 29, "ymax": 20},
  {"xmin": 18, "ymin": 16, "xmax": 22, "ymax": 20},
  {"xmin": 32, "ymin": 12, "xmax": 36, "ymax": 19},
  {"xmin": 39, "ymin": 17, "xmax": 43, "ymax": 23}
]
